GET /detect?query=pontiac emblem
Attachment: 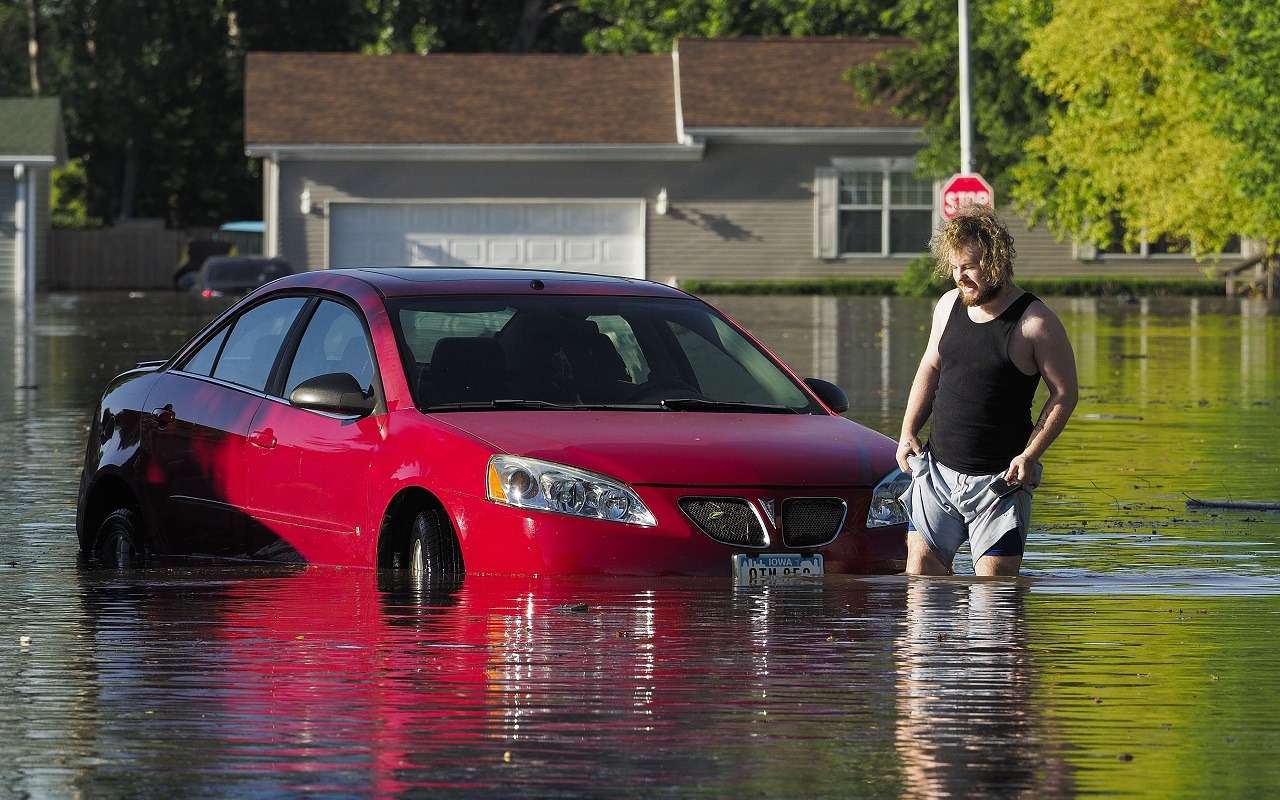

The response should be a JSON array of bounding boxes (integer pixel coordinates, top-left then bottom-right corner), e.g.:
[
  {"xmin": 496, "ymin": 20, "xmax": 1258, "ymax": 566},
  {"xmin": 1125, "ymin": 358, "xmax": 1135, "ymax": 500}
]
[{"xmin": 758, "ymin": 499, "xmax": 778, "ymax": 528}]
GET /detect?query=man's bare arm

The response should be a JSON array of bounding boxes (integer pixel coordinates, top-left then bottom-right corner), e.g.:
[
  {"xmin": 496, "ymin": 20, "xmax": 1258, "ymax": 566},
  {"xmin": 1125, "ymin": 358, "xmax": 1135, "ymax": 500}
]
[
  {"xmin": 897, "ymin": 290, "xmax": 957, "ymax": 473},
  {"xmin": 1004, "ymin": 304, "xmax": 1078, "ymax": 483}
]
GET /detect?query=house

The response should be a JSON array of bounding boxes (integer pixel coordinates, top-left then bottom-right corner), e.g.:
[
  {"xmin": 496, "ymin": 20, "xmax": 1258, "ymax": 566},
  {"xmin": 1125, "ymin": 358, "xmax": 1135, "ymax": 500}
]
[
  {"xmin": 244, "ymin": 39, "xmax": 1239, "ymax": 283},
  {"xmin": 0, "ymin": 97, "xmax": 65, "ymax": 296}
]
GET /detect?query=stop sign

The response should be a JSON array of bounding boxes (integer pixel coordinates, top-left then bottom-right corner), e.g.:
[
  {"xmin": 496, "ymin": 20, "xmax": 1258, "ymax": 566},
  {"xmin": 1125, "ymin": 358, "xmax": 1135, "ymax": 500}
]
[{"xmin": 939, "ymin": 173, "xmax": 995, "ymax": 220}]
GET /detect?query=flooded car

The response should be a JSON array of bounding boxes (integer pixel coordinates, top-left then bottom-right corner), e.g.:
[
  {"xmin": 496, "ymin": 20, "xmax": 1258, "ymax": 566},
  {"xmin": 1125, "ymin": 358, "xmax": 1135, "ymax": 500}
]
[
  {"xmin": 76, "ymin": 268, "xmax": 908, "ymax": 578},
  {"xmin": 193, "ymin": 255, "xmax": 293, "ymax": 298}
]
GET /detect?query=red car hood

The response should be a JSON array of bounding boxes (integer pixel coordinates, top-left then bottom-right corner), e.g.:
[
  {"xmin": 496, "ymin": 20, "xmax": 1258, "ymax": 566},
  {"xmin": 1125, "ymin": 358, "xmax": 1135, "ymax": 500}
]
[{"xmin": 432, "ymin": 411, "xmax": 898, "ymax": 488}]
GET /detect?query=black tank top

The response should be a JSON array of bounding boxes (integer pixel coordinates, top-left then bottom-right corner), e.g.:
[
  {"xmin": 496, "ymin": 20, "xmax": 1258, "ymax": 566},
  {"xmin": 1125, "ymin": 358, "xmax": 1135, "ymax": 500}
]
[{"xmin": 928, "ymin": 291, "xmax": 1042, "ymax": 474}]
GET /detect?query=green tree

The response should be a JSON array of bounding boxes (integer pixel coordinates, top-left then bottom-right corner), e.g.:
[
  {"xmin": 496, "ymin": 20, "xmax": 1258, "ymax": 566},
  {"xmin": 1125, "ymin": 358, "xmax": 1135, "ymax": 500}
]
[
  {"xmin": 847, "ymin": 0, "xmax": 1053, "ymax": 198},
  {"xmin": 1011, "ymin": 0, "xmax": 1243, "ymax": 256},
  {"xmin": 42, "ymin": 0, "xmax": 253, "ymax": 226},
  {"xmin": 579, "ymin": 0, "xmax": 891, "ymax": 54},
  {"xmin": 1206, "ymin": 0, "xmax": 1280, "ymax": 254},
  {"xmin": 0, "ymin": 2, "xmax": 32, "ymax": 95}
]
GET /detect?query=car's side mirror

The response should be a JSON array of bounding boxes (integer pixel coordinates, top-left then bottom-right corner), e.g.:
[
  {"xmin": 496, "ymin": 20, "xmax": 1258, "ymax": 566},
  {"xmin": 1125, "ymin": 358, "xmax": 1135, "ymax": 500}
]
[
  {"xmin": 804, "ymin": 378, "xmax": 849, "ymax": 414},
  {"xmin": 289, "ymin": 372, "xmax": 375, "ymax": 416}
]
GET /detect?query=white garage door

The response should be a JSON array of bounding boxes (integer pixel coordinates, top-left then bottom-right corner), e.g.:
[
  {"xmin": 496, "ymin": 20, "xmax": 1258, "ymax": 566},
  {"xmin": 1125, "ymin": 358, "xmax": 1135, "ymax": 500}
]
[{"xmin": 329, "ymin": 201, "xmax": 645, "ymax": 278}]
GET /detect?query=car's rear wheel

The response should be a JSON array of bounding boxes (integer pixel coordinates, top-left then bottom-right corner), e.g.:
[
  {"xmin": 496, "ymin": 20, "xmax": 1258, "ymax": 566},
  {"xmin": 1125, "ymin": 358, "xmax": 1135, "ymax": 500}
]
[
  {"xmin": 93, "ymin": 508, "xmax": 144, "ymax": 568},
  {"xmin": 402, "ymin": 507, "xmax": 464, "ymax": 581}
]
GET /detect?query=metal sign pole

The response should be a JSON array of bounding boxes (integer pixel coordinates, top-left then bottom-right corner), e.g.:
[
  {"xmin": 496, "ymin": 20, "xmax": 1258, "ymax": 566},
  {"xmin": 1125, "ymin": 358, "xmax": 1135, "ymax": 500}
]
[{"xmin": 958, "ymin": 0, "xmax": 973, "ymax": 174}]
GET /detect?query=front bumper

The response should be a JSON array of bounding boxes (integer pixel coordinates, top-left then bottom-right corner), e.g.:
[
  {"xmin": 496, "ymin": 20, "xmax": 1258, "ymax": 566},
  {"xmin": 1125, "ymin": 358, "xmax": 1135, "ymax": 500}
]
[{"xmin": 441, "ymin": 485, "xmax": 906, "ymax": 577}]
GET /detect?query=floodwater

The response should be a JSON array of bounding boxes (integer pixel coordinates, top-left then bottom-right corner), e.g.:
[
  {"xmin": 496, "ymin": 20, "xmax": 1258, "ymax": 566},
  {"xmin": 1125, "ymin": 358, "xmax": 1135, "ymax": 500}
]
[{"xmin": 1, "ymin": 291, "xmax": 1278, "ymax": 798}]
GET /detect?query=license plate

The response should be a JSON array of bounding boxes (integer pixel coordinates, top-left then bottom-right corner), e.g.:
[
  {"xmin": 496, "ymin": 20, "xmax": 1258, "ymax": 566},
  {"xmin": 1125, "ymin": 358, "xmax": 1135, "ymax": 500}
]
[{"xmin": 732, "ymin": 553, "xmax": 824, "ymax": 585}]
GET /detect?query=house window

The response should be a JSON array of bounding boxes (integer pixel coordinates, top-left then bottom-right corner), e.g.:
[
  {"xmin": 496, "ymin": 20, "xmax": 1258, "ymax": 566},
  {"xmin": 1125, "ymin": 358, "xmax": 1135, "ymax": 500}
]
[{"xmin": 838, "ymin": 170, "xmax": 933, "ymax": 256}]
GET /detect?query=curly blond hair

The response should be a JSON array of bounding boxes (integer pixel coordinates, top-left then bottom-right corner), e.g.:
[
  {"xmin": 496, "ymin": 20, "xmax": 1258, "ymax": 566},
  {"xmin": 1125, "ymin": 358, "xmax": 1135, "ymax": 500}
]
[{"xmin": 929, "ymin": 205, "xmax": 1016, "ymax": 287}]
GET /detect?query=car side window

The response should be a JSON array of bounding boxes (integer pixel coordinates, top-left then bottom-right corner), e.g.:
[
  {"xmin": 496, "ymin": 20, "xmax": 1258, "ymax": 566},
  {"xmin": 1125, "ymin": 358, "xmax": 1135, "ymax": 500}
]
[
  {"xmin": 212, "ymin": 297, "xmax": 307, "ymax": 392},
  {"xmin": 284, "ymin": 300, "xmax": 376, "ymax": 397},
  {"xmin": 180, "ymin": 326, "xmax": 229, "ymax": 376}
]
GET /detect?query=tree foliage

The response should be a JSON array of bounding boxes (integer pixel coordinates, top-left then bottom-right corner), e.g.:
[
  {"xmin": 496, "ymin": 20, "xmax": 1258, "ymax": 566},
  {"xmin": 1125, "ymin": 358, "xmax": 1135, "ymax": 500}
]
[
  {"xmin": 847, "ymin": 0, "xmax": 1053, "ymax": 197},
  {"xmin": 1, "ymin": 0, "xmax": 605, "ymax": 228},
  {"xmin": 1206, "ymin": 0, "xmax": 1280, "ymax": 250},
  {"xmin": 579, "ymin": 0, "xmax": 891, "ymax": 53},
  {"xmin": 1012, "ymin": 0, "xmax": 1244, "ymax": 255}
]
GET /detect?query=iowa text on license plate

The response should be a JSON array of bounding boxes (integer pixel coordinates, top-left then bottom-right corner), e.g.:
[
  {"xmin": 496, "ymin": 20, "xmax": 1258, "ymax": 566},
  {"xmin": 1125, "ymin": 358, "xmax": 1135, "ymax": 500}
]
[{"xmin": 732, "ymin": 553, "xmax": 823, "ymax": 584}]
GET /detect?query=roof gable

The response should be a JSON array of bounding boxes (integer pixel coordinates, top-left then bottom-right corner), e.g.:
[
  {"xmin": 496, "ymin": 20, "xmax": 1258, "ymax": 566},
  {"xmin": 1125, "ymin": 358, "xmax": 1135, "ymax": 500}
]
[
  {"xmin": 0, "ymin": 97, "xmax": 66, "ymax": 161},
  {"xmin": 675, "ymin": 37, "xmax": 915, "ymax": 130},
  {"xmin": 246, "ymin": 52, "xmax": 677, "ymax": 147}
]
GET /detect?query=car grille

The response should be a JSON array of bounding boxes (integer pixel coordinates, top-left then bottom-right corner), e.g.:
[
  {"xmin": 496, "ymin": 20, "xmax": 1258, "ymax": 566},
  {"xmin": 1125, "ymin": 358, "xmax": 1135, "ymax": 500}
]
[
  {"xmin": 781, "ymin": 498, "xmax": 847, "ymax": 549},
  {"xmin": 679, "ymin": 498, "xmax": 766, "ymax": 547}
]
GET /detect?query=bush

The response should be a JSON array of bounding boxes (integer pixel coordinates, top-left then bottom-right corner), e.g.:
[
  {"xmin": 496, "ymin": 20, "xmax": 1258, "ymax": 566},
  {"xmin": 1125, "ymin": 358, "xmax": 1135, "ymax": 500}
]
[
  {"xmin": 680, "ymin": 278, "xmax": 897, "ymax": 296},
  {"xmin": 895, "ymin": 255, "xmax": 950, "ymax": 297},
  {"xmin": 679, "ymin": 274, "xmax": 1223, "ymax": 297}
]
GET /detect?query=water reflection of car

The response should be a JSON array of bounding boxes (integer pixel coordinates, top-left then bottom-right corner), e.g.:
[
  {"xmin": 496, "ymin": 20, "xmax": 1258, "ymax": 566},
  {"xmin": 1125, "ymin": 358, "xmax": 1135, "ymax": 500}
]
[
  {"xmin": 194, "ymin": 256, "xmax": 293, "ymax": 298},
  {"xmin": 76, "ymin": 268, "xmax": 909, "ymax": 577}
]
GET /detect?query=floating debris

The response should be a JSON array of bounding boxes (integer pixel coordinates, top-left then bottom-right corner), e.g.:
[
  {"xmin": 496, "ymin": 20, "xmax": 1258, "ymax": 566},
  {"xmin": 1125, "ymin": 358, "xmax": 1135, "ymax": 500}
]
[{"xmin": 1186, "ymin": 498, "xmax": 1280, "ymax": 512}]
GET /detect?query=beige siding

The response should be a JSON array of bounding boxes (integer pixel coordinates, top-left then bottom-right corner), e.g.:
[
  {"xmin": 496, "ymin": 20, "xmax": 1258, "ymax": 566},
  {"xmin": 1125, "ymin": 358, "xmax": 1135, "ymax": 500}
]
[
  {"xmin": 1005, "ymin": 217, "xmax": 1241, "ymax": 279},
  {"xmin": 272, "ymin": 143, "xmax": 1238, "ymax": 283}
]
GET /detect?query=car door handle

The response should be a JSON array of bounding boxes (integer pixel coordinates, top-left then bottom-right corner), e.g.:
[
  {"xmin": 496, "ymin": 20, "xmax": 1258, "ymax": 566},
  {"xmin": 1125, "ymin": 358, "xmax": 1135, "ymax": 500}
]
[
  {"xmin": 151, "ymin": 405, "xmax": 175, "ymax": 428},
  {"xmin": 248, "ymin": 428, "xmax": 276, "ymax": 449}
]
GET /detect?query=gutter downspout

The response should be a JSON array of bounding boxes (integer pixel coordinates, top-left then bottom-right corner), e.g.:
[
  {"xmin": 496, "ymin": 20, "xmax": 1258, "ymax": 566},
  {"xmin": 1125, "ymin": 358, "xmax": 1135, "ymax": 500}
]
[
  {"xmin": 13, "ymin": 164, "xmax": 27, "ymax": 301},
  {"xmin": 672, "ymin": 43, "xmax": 687, "ymax": 145},
  {"xmin": 12, "ymin": 163, "xmax": 37, "ymax": 389},
  {"xmin": 265, "ymin": 153, "xmax": 279, "ymax": 258}
]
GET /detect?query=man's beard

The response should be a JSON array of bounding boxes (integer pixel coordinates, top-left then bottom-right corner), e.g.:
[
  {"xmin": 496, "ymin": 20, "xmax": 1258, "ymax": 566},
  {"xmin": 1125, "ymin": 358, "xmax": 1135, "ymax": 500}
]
[{"xmin": 958, "ymin": 281, "xmax": 1001, "ymax": 307}]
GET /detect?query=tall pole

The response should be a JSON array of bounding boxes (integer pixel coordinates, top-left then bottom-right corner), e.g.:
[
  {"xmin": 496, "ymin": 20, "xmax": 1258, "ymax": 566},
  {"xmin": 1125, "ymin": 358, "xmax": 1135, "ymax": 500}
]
[{"xmin": 958, "ymin": 0, "xmax": 973, "ymax": 174}]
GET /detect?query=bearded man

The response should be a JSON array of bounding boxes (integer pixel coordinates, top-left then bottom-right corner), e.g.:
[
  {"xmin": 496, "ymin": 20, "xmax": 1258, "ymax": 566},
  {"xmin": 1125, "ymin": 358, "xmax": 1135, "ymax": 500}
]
[{"xmin": 897, "ymin": 207, "xmax": 1078, "ymax": 577}]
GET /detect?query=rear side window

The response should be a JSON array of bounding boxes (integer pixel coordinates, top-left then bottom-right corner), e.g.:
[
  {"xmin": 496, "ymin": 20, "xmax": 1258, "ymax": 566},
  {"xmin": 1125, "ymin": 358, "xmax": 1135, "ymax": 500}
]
[
  {"xmin": 181, "ymin": 327, "xmax": 229, "ymax": 376},
  {"xmin": 213, "ymin": 297, "xmax": 306, "ymax": 391},
  {"xmin": 284, "ymin": 300, "xmax": 376, "ymax": 397}
]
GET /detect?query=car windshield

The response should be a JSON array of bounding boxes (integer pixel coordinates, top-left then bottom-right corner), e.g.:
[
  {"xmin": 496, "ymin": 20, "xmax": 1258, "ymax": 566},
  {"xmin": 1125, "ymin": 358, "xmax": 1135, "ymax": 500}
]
[{"xmin": 390, "ymin": 295, "xmax": 821, "ymax": 413}]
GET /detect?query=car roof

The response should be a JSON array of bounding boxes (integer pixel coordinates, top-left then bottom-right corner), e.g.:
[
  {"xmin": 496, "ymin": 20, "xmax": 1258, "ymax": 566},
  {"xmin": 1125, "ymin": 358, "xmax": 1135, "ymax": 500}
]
[{"xmin": 277, "ymin": 267, "xmax": 694, "ymax": 300}]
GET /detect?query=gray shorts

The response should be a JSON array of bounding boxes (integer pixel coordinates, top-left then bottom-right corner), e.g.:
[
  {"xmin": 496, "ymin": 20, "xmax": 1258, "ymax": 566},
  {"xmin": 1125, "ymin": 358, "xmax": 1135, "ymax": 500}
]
[{"xmin": 898, "ymin": 450, "xmax": 1039, "ymax": 567}]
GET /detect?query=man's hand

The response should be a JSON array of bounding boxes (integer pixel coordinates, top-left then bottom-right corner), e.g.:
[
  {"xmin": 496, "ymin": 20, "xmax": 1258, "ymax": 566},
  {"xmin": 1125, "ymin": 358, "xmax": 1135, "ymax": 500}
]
[
  {"xmin": 1004, "ymin": 453, "xmax": 1040, "ymax": 487},
  {"xmin": 897, "ymin": 435, "xmax": 923, "ymax": 473}
]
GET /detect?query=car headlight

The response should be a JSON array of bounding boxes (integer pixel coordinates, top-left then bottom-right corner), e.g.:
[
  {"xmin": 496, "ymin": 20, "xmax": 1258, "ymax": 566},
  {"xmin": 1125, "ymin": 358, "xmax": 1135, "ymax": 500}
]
[
  {"xmin": 866, "ymin": 467, "xmax": 912, "ymax": 528},
  {"xmin": 486, "ymin": 456, "xmax": 657, "ymax": 527}
]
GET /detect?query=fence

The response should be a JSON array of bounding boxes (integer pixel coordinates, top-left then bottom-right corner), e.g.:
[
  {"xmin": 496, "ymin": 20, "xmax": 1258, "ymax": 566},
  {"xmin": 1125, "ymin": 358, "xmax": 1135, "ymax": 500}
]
[{"xmin": 45, "ymin": 223, "xmax": 217, "ymax": 291}]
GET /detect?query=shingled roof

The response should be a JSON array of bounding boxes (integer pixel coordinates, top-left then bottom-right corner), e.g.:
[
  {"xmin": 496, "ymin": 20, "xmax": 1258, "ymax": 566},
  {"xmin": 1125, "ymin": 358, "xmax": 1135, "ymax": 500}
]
[
  {"xmin": 676, "ymin": 37, "xmax": 914, "ymax": 130},
  {"xmin": 244, "ymin": 38, "xmax": 914, "ymax": 149},
  {"xmin": 246, "ymin": 52, "xmax": 677, "ymax": 146},
  {"xmin": 0, "ymin": 97, "xmax": 66, "ymax": 162}
]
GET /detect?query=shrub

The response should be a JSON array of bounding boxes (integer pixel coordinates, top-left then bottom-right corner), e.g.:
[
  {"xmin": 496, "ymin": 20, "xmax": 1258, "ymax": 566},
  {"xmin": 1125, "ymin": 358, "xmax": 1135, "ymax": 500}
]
[{"xmin": 895, "ymin": 255, "xmax": 950, "ymax": 297}]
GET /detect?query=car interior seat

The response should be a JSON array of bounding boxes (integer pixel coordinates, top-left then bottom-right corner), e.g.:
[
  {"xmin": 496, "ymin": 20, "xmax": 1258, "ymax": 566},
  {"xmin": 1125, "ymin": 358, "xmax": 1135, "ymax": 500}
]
[
  {"xmin": 424, "ymin": 337, "xmax": 507, "ymax": 405},
  {"xmin": 565, "ymin": 325, "xmax": 631, "ymax": 402}
]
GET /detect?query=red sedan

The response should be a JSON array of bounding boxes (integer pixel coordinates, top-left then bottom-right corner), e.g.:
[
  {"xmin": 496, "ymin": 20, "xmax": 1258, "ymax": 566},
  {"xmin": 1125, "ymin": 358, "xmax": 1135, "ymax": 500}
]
[{"xmin": 77, "ymin": 268, "xmax": 909, "ymax": 578}]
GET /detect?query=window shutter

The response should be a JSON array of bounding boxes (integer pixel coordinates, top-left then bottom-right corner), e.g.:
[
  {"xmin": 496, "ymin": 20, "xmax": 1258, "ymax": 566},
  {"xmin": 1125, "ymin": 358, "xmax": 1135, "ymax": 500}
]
[{"xmin": 814, "ymin": 167, "xmax": 839, "ymax": 259}]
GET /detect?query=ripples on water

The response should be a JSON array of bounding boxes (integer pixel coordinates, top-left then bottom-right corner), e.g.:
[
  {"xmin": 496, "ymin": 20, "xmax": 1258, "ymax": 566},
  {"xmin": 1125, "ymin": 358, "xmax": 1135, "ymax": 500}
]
[{"xmin": 1, "ymin": 292, "xmax": 1277, "ymax": 797}]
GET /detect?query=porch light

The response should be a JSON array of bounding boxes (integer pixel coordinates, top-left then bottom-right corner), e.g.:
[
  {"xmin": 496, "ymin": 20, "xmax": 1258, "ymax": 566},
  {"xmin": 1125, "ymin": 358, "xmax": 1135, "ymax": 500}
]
[
  {"xmin": 299, "ymin": 187, "xmax": 311, "ymax": 215},
  {"xmin": 655, "ymin": 188, "xmax": 668, "ymax": 216}
]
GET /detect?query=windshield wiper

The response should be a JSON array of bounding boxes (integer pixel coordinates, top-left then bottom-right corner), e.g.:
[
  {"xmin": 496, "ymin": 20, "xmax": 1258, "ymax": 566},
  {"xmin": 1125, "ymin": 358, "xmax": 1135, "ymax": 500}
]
[
  {"xmin": 426, "ymin": 399, "xmax": 664, "ymax": 411},
  {"xmin": 426, "ymin": 399, "xmax": 575, "ymax": 411},
  {"xmin": 658, "ymin": 398, "xmax": 799, "ymax": 414}
]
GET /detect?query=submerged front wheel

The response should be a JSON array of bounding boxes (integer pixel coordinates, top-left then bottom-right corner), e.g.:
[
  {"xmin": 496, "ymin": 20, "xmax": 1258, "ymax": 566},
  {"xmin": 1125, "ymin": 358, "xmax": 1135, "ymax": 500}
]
[
  {"xmin": 93, "ymin": 508, "xmax": 144, "ymax": 568},
  {"xmin": 400, "ymin": 508, "xmax": 464, "ymax": 581}
]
